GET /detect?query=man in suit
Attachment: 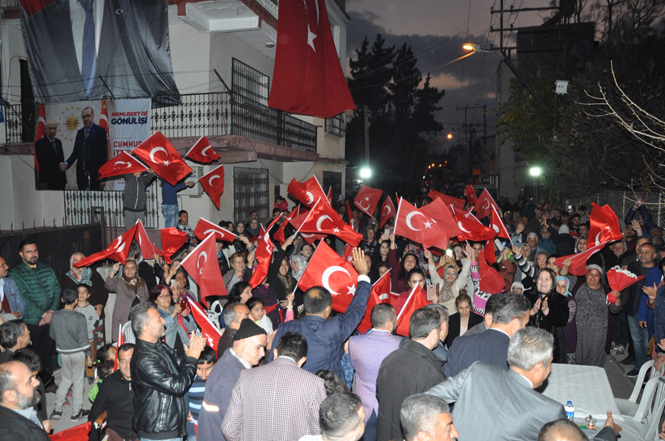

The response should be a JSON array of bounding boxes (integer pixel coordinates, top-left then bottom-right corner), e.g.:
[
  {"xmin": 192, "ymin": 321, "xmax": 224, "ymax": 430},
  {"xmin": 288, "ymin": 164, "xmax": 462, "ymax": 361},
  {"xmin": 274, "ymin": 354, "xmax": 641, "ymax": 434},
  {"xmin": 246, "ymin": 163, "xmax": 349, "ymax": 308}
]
[
  {"xmin": 347, "ymin": 303, "xmax": 402, "ymax": 441},
  {"xmin": 427, "ymin": 327, "xmax": 566, "ymax": 441},
  {"xmin": 198, "ymin": 319, "xmax": 267, "ymax": 441},
  {"xmin": 444, "ymin": 291, "xmax": 531, "ymax": 377},
  {"xmin": 400, "ymin": 394, "xmax": 459, "ymax": 441},
  {"xmin": 34, "ymin": 121, "xmax": 67, "ymax": 190},
  {"xmin": 222, "ymin": 332, "xmax": 327, "ymax": 441},
  {"xmin": 269, "ymin": 249, "xmax": 370, "ymax": 380},
  {"xmin": 61, "ymin": 107, "xmax": 107, "ymax": 190},
  {"xmin": 376, "ymin": 308, "xmax": 447, "ymax": 441}
]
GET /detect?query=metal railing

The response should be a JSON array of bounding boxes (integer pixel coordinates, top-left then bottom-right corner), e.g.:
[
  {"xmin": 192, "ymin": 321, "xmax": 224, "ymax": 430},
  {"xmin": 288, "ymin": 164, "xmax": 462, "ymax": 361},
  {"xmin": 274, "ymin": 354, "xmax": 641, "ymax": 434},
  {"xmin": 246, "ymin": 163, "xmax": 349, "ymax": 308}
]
[
  {"xmin": 151, "ymin": 92, "xmax": 231, "ymax": 139},
  {"xmin": 4, "ymin": 103, "xmax": 24, "ymax": 143},
  {"xmin": 0, "ymin": 0, "xmax": 18, "ymax": 8},
  {"xmin": 325, "ymin": 113, "xmax": 345, "ymax": 137},
  {"xmin": 64, "ymin": 182, "xmax": 160, "ymax": 229}
]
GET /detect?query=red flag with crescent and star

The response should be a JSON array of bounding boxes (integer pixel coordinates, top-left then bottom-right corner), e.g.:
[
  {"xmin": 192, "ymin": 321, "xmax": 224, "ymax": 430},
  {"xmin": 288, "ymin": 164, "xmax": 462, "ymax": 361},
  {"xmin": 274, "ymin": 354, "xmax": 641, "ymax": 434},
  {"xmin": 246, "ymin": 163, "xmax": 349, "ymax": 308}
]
[
  {"xmin": 428, "ymin": 189, "xmax": 466, "ymax": 211},
  {"xmin": 357, "ymin": 270, "xmax": 392, "ymax": 334},
  {"xmin": 186, "ymin": 296, "xmax": 222, "ymax": 351},
  {"xmin": 185, "ymin": 136, "xmax": 220, "ymax": 163},
  {"xmin": 453, "ymin": 209, "xmax": 497, "ymax": 242},
  {"xmin": 134, "ymin": 220, "xmax": 161, "ymax": 260},
  {"xmin": 420, "ymin": 197, "xmax": 462, "ymax": 237},
  {"xmin": 74, "ymin": 224, "xmax": 139, "ymax": 267},
  {"xmin": 354, "ymin": 185, "xmax": 383, "ymax": 217},
  {"xmin": 180, "ymin": 233, "xmax": 227, "ymax": 300},
  {"xmin": 193, "ymin": 218, "xmax": 237, "ymax": 242},
  {"xmin": 478, "ymin": 251, "xmax": 505, "ymax": 293},
  {"xmin": 464, "ymin": 184, "xmax": 477, "ymax": 205},
  {"xmin": 588, "ymin": 203, "xmax": 623, "ymax": 247},
  {"xmin": 269, "ymin": 0, "xmax": 355, "ymax": 118},
  {"xmin": 132, "ymin": 131, "xmax": 192, "ymax": 185},
  {"xmin": 288, "ymin": 208, "xmax": 326, "ymax": 244},
  {"xmin": 274, "ymin": 206, "xmax": 299, "ymax": 245},
  {"xmin": 380, "ymin": 197, "xmax": 396, "ymax": 228},
  {"xmin": 393, "ymin": 198, "xmax": 450, "ymax": 249},
  {"xmin": 474, "ymin": 189, "xmax": 496, "ymax": 219},
  {"xmin": 160, "ymin": 227, "xmax": 189, "ymax": 264},
  {"xmin": 290, "ymin": 200, "xmax": 363, "ymax": 246},
  {"xmin": 490, "ymin": 205, "xmax": 511, "ymax": 240},
  {"xmin": 199, "ymin": 164, "xmax": 225, "ymax": 210},
  {"xmin": 98, "ymin": 151, "xmax": 148, "ymax": 179},
  {"xmin": 297, "ymin": 241, "xmax": 359, "ymax": 313},
  {"xmin": 249, "ymin": 225, "xmax": 275, "ymax": 289},
  {"xmin": 554, "ymin": 241, "xmax": 609, "ymax": 276},
  {"xmin": 287, "ymin": 176, "xmax": 328, "ymax": 208}
]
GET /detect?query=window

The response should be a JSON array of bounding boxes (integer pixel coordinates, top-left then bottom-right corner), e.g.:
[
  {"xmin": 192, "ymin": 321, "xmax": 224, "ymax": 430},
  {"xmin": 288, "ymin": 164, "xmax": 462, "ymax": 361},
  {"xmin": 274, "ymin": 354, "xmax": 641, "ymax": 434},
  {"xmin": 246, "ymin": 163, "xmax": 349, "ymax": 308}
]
[
  {"xmin": 233, "ymin": 167, "xmax": 269, "ymax": 222},
  {"xmin": 232, "ymin": 58, "xmax": 269, "ymax": 106},
  {"xmin": 323, "ymin": 171, "xmax": 342, "ymax": 202},
  {"xmin": 325, "ymin": 113, "xmax": 345, "ymax": 137}
]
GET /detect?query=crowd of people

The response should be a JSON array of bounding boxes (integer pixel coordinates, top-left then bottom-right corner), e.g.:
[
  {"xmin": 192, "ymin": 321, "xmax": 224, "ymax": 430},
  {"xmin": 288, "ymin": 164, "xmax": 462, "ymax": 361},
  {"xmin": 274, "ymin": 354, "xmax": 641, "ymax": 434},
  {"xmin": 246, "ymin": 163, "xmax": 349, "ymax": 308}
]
[{"xmin": 1, "ymin": 189, "xmax": 664, "ymax": 441}]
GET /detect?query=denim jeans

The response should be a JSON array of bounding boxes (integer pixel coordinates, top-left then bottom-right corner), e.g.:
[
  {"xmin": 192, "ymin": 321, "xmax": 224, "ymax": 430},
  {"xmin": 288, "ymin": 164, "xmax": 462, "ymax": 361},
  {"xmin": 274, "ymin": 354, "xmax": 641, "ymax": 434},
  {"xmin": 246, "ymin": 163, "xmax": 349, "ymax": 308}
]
[
  {"xmin": 162, "ymin": 204, "xmax": 178, "ymax": 228},
  {"xmin": 363, "ymin": 410, "xmax": 378, "ymax": 441},
  {"xmin": 627, "ymin": 313, "xmax": 649, "ymax": 369}
]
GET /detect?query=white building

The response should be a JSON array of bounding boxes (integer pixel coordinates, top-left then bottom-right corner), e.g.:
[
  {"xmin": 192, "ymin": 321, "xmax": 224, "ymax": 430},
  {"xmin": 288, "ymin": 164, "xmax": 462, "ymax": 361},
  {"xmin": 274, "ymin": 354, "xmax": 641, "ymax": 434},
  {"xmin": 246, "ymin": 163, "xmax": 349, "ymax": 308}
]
[{"xmin": 0, "ymin": 0, "xmax": 350, "ymax": 238}]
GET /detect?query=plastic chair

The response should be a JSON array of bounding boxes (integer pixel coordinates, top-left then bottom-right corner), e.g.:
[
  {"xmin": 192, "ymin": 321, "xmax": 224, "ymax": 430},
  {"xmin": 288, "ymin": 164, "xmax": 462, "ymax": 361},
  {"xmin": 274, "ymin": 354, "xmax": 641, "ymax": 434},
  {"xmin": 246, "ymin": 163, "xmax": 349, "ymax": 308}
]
[
  {"xmin": 615, "ymin": 360, "xmax": 663, "ymax": 417},
  {"xmin": 624, "ymin": 375, "xmax": 665, "ymax": 439},
  {"xmin": 207, "ymin": 300, "xmax": 224, "ymax": 330}
]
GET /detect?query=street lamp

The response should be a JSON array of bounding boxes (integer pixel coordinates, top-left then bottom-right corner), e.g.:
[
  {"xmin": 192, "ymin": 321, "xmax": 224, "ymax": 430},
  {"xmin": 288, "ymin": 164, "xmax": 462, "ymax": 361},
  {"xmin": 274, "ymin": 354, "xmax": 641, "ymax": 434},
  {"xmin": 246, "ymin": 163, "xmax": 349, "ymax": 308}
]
[
  {"xmin": 462, "ymin": 42, "xmax": 495, "ymax": 53},
  {"xmin": 359, "ymin": 167, "xmax": 372, "ymax": 180},
  {"xmin": 529, "ymin": 167, "xmax": 542, "ymax": 203}
]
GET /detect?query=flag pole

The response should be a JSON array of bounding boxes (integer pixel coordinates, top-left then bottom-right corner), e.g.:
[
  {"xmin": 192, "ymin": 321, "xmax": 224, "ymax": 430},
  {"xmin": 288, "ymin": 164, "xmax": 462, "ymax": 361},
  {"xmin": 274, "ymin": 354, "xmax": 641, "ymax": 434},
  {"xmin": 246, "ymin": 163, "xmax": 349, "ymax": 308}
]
[
  {"xmin": 293, "ymin": 197, "xmax": 321, "ymax": 237},
  {"xmin": 396, "ymin": 284, "xmax": 418, "ymax": 323}
]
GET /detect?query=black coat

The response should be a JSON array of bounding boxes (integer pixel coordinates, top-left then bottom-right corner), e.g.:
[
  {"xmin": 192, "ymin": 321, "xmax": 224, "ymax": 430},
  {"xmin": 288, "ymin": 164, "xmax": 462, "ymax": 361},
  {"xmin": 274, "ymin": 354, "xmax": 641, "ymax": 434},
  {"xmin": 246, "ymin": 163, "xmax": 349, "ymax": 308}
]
[
  {"xmin": 130, "ymin": 338, "xmax": 197, "ymax": 439},
  {"xmin": 444, "ymin": 311, "xmax": 484, "ymax": 348},
  {"xmin": 89, "ymin": 370, "xmax": 137, "ymax": 440},
  {"xmin": 65, "ymin": 123, "xmax": 108, "ymax": 190},
  {"xmin": 35, "ymin": 136, "xmax": 67, "ymax": 190},
  {"xmin": 0, "ymin": 405, "xmax": 50, "ymax": 441},
  {"xmin": 376, "ymin": 339, "xmax": 446, "ymax": 441}
]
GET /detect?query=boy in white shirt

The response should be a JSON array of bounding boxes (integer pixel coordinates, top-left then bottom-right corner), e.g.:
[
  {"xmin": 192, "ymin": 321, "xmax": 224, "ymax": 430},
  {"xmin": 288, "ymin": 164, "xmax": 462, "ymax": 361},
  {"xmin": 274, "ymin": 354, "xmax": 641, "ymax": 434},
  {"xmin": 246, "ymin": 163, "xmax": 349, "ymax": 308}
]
[{"xmin": 77, "ymin": 284, "xmax": 99, "ymax": 380}]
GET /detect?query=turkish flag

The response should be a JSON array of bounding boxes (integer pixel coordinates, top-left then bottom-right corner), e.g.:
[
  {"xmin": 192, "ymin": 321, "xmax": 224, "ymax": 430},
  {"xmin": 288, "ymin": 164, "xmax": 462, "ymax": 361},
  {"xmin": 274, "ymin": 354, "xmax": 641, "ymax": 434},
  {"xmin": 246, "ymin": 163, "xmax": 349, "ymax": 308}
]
[
  {"xmin": 193, "ymin": 218, "xmax": 238, "ymax": 242},
  {"xmin": 420, "ymin": 197, "xmax": 462, "ymax": 238},
  {"xmin": 354, "ymin": 185, "xmax": 383, "ymax": 217},
  {"xmin": 185, "ymin": 136, "xmax": 220, "ymax": 163},
  {"xmin": 34, "ymin": 104, "xmax": 46, "ymax": 172},
  {"xmin": 180, "ymin": 233, "xmax": 227, "ymax": 300},
  {"xmin": 478, "ymin": 251, "xmax": 504, "ymax": 293},
  {"xmin": 298, "ymin": 241, "xmax": 359, "ymax": 312},
  {"xmin": 269, "ymin": 0, "xmax": 355, "ymax": 118},
  {"xmin": 249, "ymin": 225, "xmax": 275, "ymax": 289},
  {"xmin": 113, "ymin": 324, "xmax": 123, "ymax": 372},
  {"xmin": 49, "ymin": 422, "xmax": 91, "ymax": 441},
  {"xmin": 342, "ymin": 243, "xmax": 354, "ymax": 263},
  {"xmin": 134, "ymin": 220, "xmax": 161, "ymax": 260},
  {"xmin": 490, "ymin": 205, "xmax": 511, "ymax": 239},
  {"xmin": 287, "ymin": 176, "xmax": 328, "ymax": 208},
  {"xmin": 290, "ymin": 200, "xmax": 363, "ymax": 246},
  {"xmin": 394, "ymin": 198, "xmax": 450, "ymax": 249},
  {"xmin": 327, "ymin": 186, "xmax": 333, "ymax": 205},
  {"xmin": 380, "ymin": 197, "xmax": 396, "ymax": 228},
  {"xmin": 186, "ymin": 296, "xmax": 222, "ymax": 351},
  {"xmin": 454, "ymin": 209, "xmax": 497, "ymax": 242},
  {"xmin": 99, "ymin": 100, "xmax": 111, "ymax": 161},
  {"xmin": 274, "ymin": 206, "xmax": 299, "ymax": 245},
  {"xmin": 199, "ymin": 164, "xmax": 225, "ymax": 209},
  {"xmin": 98, "ymin": 151, "xmax": 148, "ymax": 179},
  {"xmin": 357, "ymin": 270, "xmax": 391, "ymax": 334},
  {"xmin": 132, "ymin": 131, "xmax": 192, "ymax": 185},
  {"xmin": 75, "ymin": 224, "xmax": 138, "ymax": 267},
  {"xmin": 465, "ymin": 185, "xmax": 477, "ymax": 204},
  {"xmin": 554, "ymin": 241, "xmax": 609, "ymax": 276},
  {"xmin": 161, "ymin": 227, "xmax": 189, "ymax": 264},
  {"xmin": 588, "ymin": 203, "xmax": 623, "ymax": 247},
  {"xmin": 428, "ymin": 189, "xmax": 466, "ymax": 211},
  {"xmin": 395, "ymin": 285, "xmax": 428, "ymax": 336},
  {"xmin": 474, "ymin": 189, "xmax": 496, "ymax": 219}
]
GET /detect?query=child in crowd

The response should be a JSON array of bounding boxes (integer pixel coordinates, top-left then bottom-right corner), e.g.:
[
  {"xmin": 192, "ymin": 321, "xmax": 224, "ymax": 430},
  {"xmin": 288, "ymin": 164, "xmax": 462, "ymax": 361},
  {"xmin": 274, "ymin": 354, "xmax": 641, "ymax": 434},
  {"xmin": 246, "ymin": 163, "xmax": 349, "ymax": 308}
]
[
  {"xmin": 49, "ymin": 288, "xmax": 92, "ymax": 422},
  {"xmin": 77, "ymin": 284, "xmax": 100, "ymax": 382},
  {"xmin": 176, "ymin": 210, "xmax": 194, "ymax": 245},
  {"xmin": 187, "ymin": 346, "xmax": 217, "ymax": 439},
  {"xmin": 88, "ymin": 359, "xmax": 114, "ymax": 403},
  {"xmin": 95, "ymin": 343, "xmax": 116, "ymax": 366},
  {"xmin": 246, "ymin": 297, "xmax": 273, "ymax": 334}
]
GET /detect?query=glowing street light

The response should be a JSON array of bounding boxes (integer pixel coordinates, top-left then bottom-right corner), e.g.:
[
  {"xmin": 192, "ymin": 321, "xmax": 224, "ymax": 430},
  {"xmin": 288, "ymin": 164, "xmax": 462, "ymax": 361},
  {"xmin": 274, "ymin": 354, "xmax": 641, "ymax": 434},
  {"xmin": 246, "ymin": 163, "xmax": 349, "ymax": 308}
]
[
  {"xmin": 529, "ymin": 167, "xmax": 542, "ymax": 177},
  {"xmin": 360, "ymin": 167, "xmax": 372, "ymax": 179},
  {"xmin": 447, "ymin": 133, "xmax": 453, "ymax": 140},
  {"xmin": 462, "ymin": 42, "xmax": 494, "ymax": 53}
]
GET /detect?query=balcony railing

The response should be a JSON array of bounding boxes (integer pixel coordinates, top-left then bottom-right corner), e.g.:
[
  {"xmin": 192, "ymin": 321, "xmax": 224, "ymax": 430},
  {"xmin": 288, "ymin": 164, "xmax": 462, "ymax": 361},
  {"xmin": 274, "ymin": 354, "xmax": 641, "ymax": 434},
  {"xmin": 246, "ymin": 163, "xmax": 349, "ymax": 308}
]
[{"xmin": 7, "ymin": 93, "xmax": 319, "ymax": 152}]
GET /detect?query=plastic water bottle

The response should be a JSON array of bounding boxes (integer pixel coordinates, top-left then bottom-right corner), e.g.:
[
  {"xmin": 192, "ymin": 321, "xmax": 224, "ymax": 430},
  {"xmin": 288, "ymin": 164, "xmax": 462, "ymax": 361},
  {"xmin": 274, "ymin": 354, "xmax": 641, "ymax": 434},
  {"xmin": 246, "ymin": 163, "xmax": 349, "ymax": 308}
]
[{"xmin": 565, "ymin": 401, "xmax": 575, "ymax": 420}]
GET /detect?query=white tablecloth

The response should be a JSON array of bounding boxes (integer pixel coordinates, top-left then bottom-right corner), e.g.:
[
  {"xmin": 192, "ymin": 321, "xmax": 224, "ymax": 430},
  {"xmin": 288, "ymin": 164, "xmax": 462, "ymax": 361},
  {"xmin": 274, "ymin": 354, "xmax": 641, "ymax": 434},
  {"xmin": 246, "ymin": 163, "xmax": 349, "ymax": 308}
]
[{"xmin": 540, "ymin": 364, "xmax": 624, "ymax": 422}]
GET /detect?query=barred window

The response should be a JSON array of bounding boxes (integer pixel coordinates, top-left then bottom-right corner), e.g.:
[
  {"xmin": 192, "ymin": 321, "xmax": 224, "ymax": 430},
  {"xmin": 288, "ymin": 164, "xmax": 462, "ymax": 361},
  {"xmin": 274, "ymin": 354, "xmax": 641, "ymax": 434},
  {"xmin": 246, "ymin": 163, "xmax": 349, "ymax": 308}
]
[
  {"xmin": 325, "ymin": 113, "xmax": 345, "ymax": 137},
  {"xmin": 232, "ymin": 58, "xmax": 269, "ymax": 106},
  {"xmin": 233, "ymin": 167, "xmax": 269, "ymax": 222},
  {"xmin": 323, "ymin": 171, "xmax": 343, "ymax": 202}
]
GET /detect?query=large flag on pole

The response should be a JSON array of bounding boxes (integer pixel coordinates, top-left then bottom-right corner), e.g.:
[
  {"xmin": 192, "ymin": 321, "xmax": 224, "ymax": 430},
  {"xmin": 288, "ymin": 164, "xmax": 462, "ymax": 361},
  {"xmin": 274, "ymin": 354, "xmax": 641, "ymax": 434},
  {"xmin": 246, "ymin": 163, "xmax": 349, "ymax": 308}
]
[
  {"xmin": 354, "ymin": 185, "xmax": 382, "ymax": 217},
  {"xmin": 185, "ymin": 136, "xmax": 220, "ymax": 163},
  {"xmin": 180, "ymin": 233, "xmax": 227, "ymax": 300},
  {"xmin": 97, "ymin": 152, "xmax": 148, "ymax": 179},
  {"xmin": 268, "ymin": 0, "xmax": 355, "ymax": 118},
  {"xmin": 186, "ymin": 297, "xmax": 223, "ymax": 352},
  {"xmin": 588, "ymin": 203, "xmax": 623, "ymax": 247},
  {"xmin": 132, "ymin": 131, "xmax": 192, "ymax": 185},
  {"xmin": 75, "ymin": 224, "xmax": 139, "ymax": 267},
  {"xmin": 199, "ymin": 165, "xmax": 225, "ymax": 210}
]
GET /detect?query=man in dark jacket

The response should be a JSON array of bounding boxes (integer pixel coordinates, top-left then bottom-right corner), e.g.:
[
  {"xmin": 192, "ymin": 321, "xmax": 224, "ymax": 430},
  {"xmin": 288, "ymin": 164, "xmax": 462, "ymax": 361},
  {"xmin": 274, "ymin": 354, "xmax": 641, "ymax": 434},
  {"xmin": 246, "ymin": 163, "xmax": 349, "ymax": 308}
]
[
  {"xmin": 61, "ymin": 107, "xmax": 108, "ymax": 190},
  {"xmin": 34, "ymin": 121, "xmax": 67, "ymax": 190},
  {"xmin": 376, "ymin": 307, "xmax": 447, "ymax": 441},
  {"xmin": 89, "ymin": 343, "xmax": 137, "ymax": 440},
  {"xmin": 0, "ymin": 360, "xmax": 50, "ymax": 441},
  {"xmin": 129, "ymin": 303, "xmax": 205, "ymax": 440},
  {"xmin": 123, "ymin": 171, "xmax": 155, "ymax": 230}
]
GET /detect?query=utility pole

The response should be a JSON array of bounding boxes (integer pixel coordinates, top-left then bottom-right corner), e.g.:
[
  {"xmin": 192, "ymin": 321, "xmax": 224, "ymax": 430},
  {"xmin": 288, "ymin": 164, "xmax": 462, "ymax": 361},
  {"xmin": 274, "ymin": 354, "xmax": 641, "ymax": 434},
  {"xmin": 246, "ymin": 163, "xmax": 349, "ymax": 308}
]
[{"xmin": 457, "ymin": 105, "xmax": 487, "ymax": 184}]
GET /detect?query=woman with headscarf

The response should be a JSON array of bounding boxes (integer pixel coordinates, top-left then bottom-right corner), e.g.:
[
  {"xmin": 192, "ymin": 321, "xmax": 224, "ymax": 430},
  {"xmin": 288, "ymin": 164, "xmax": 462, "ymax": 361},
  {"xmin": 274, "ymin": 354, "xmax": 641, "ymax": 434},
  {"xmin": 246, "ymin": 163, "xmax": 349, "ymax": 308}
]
[
  {"xmin": 246, "ymin": 218, "xmax": 261, "ymax": 238},
  {"xmin": 289, "ymin": 254, "xmax": 308, "ymax": 281},
  {"xmin": 425, "ymin": 246, "xmax": 471, "ymax": 314},
  {"xmin": 575, "ymin": 265, "xmax": 621, "ymax": 367},
  {"xmin": 104, "ymin": 260, "xmax": 149, "ymax": 342},
  {"xmin": 60, "ymin": 252, "xmax": 109, "ymax": 349},
  {"xmin": 528, "ymin": 268, "xmax": 570, "ymax": 362},
  {"xmin": 555, "ymin": 276, "xmax": 578, "ymax": 364}
]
